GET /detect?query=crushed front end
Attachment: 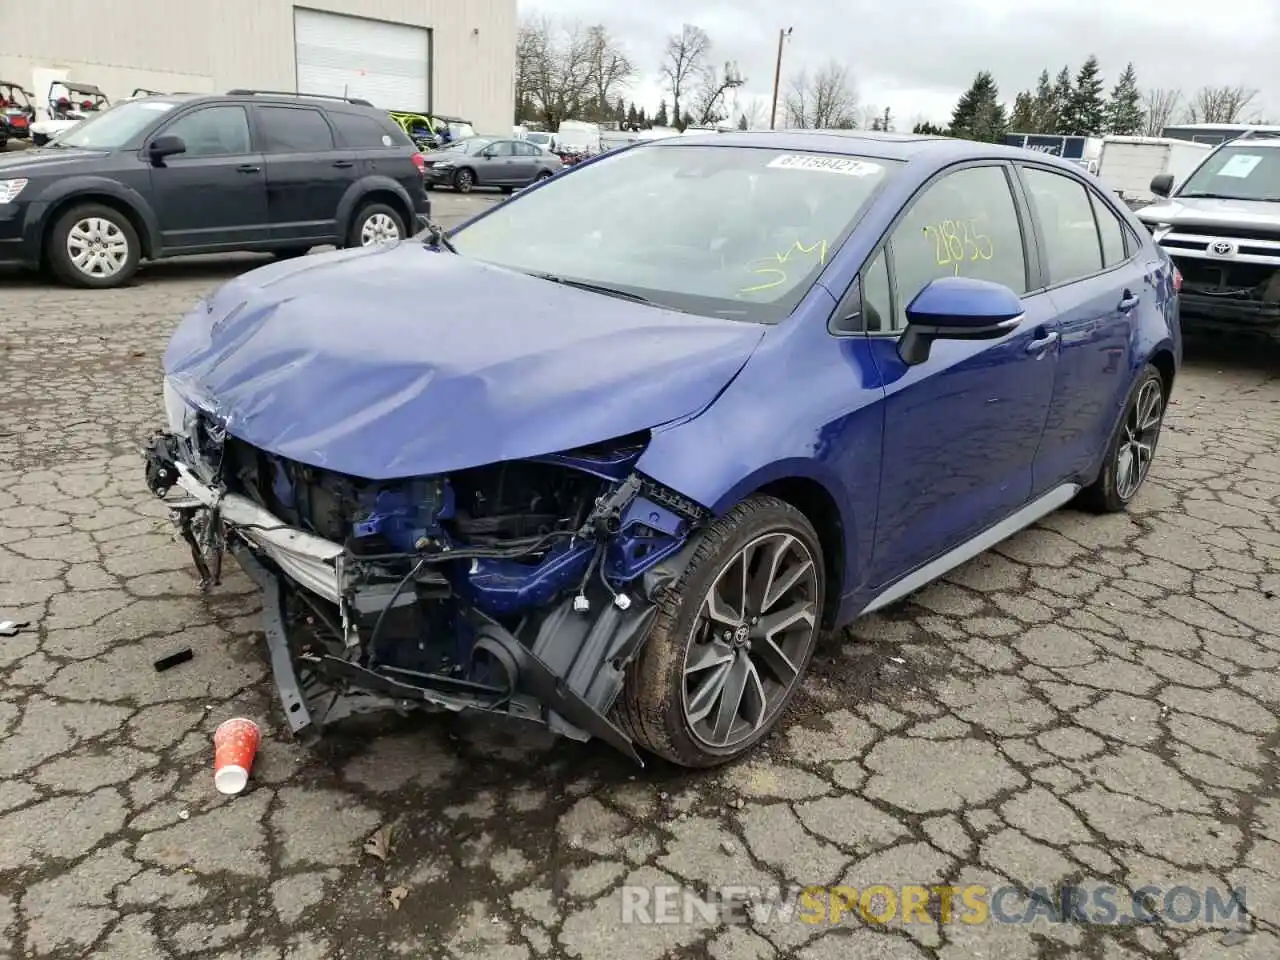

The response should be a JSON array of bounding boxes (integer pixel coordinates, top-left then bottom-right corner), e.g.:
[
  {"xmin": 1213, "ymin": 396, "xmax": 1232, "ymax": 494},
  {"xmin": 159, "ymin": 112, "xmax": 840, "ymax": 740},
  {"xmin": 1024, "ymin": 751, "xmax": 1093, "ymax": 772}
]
[
  {"xmin": 142, "ymin": 404, "xmax": 707, "ymax": 763},
  {"xmin": 1147, "ymin": 223, "xmax": 1280, "ymax": 338}
]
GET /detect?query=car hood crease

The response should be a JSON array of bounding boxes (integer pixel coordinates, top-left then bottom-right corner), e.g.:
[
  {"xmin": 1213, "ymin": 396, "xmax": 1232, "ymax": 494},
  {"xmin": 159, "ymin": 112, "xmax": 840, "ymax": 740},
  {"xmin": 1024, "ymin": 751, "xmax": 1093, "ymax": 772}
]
[{"xmin": 164, "ymin": 244, "xmax": 766, "ymax": 480}]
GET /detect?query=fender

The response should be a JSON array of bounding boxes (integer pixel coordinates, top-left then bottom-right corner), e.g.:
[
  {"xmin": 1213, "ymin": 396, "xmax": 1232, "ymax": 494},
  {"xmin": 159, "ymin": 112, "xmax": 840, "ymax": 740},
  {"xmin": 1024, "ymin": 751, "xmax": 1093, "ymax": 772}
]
[
  {"xmin": 29, "ymin": 176, "xmax": 160, "ymax": 256},
  {"xmin": 337, "ymin": 176, "xmax": 416, "ymax": 233}
]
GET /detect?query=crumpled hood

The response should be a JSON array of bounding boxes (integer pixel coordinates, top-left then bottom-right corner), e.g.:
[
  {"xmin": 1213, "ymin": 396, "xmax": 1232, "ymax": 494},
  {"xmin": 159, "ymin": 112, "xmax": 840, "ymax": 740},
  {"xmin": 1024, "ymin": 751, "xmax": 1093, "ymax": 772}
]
[
  {"xmin": 1138, "ymin": 196, "xmax": 1280, "ymax": 234},
  {"xmin": 163, "ymin": 243, "xmax": 765, "ymax": 480}
]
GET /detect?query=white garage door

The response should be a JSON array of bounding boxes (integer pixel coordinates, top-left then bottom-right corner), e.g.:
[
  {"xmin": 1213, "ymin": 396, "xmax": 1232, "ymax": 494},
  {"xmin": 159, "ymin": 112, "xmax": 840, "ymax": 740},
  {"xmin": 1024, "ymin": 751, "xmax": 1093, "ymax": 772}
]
[{"xmin": 294, "ymin": 8, "xmax": 429, "ymax": 111}]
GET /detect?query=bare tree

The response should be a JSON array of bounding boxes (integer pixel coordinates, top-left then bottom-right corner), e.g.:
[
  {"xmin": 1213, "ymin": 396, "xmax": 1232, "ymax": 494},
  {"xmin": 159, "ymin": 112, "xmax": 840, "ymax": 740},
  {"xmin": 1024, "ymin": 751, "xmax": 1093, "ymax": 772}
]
[
  {"xmin": 690, "ymin": 61, "xmax": 745, "ymax": 126},
  {"xmin": 516, "ymin": 17, "xmax": 633, "ymax": 127},
  {"xmin": 1185, "ymin": 85, "xmax": 1259, "ymax": 123},
  {"xmin": 735, "ymin": 93, "xmax": 767, "ymax": 130},
  {"xmin": 586, "ymin": 25, "xmax": 634, "ymax": 120},
  {"xmin": 784, "ymin": 61, "xmax": 858, "ymax": 129},
  {"xmin": 1141, "ymin": 87, "xmax": 1181, "ymax": 136},
  {"xmin": 661, "ymin": 24, "xmax": 712, "ymax": 124}
]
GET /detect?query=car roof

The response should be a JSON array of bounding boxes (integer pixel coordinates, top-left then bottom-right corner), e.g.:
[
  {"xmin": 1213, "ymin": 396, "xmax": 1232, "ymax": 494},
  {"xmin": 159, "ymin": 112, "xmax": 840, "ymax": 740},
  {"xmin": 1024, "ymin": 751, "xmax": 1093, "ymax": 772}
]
[
  {"xmin": 650, "ymin": 128, "xmax": 1093, "ymax": 171},
  {"xmin": 135, "ymin": 92, "xmax": 392, "ymax": 115}
]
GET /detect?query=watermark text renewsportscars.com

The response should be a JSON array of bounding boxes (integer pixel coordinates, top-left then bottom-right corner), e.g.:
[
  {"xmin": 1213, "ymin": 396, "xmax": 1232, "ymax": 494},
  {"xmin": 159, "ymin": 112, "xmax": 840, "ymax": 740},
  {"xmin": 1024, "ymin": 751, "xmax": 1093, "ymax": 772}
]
[{"xmin": 620, "ymin": 884, "xmax": 1248, "ymax": 927}]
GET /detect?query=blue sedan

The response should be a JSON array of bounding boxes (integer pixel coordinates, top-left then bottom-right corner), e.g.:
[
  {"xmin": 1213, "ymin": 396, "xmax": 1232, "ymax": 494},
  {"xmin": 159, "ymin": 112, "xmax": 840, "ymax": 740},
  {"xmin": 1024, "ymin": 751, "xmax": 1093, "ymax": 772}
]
[{"xmin": 145, "ymin": 130, "xmax": 1181, "ymax": 768}]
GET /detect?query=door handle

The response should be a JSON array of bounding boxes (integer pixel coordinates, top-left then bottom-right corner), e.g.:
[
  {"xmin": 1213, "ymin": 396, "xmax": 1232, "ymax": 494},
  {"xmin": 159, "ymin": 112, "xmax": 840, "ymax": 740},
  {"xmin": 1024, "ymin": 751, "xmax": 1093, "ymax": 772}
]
[
  {"xmin": 332, "ymin": 160, "xmax": 353, "ymax": 168},
  {"xmin": 1118, "ymin": 291, "xmax": 1140, "ymax": 311},
  {"xmin": 1025, "ymin": 331, "xmax": 1060, "ymax": 355},
  {"xmin": 236, "ymin": 163, "xmax": 260, "ymax": 173}
]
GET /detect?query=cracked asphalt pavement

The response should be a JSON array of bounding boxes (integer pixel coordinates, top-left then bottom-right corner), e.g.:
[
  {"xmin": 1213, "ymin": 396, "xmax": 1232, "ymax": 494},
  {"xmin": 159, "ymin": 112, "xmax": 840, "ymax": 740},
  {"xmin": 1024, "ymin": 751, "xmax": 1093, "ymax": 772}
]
[{"xmin": 1, "ymin": 192, "xmax": 1279, "ymax": 959}]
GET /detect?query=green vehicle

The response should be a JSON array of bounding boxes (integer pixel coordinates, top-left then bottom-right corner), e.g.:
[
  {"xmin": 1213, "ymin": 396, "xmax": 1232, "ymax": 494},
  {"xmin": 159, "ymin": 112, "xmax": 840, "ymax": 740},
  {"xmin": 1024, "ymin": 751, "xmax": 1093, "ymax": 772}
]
[{"xmin": 388, "ymin": 111, "xmax": 476, "ymax": 150}]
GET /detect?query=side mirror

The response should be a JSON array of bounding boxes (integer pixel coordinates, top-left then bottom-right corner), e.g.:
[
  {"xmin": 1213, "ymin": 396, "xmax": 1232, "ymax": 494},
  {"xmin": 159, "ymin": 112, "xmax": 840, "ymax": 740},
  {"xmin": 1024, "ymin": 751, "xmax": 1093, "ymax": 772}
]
[
  {"xmin": 898, "ymin": 277, "xmax": 1024, "ymax": 365},
  {"xmin": 148, "ymin": 135, "xmax": 186, "ymax": 164},
  {"xmin": 1150, "ymin": 173, "xmax": 1174, "ymax": 198}
]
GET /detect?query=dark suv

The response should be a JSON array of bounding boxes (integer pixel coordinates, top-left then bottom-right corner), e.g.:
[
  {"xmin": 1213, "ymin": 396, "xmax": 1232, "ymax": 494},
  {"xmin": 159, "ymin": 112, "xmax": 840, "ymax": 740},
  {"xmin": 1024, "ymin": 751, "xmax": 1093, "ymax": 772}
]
[{"xmin": 0, "ymin": 90, "xmax": 431, "ymax": 288}]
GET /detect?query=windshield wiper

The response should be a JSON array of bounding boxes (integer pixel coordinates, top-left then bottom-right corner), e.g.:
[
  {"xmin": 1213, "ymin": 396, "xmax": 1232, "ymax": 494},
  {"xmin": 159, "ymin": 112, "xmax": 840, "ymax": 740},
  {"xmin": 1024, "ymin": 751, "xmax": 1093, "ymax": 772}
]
[
  {"xmin": 1177, "ymin": 192, "xmax": 1249, "ymax": 200},
  {"xmin": 532, "ymin": 274, "xmax": 653, "ymax": 304},
  {"xmin": 420, "ymin": 219, "xmax": 457, "ymax": 253}
]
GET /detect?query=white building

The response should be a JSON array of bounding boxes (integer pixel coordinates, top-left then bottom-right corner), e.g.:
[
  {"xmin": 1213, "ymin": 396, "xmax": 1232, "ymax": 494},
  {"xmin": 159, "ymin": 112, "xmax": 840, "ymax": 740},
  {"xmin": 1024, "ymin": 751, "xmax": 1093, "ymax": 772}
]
[{"xmin": 0, "ymin": 0, "xmax": 517, "ymax": 134}]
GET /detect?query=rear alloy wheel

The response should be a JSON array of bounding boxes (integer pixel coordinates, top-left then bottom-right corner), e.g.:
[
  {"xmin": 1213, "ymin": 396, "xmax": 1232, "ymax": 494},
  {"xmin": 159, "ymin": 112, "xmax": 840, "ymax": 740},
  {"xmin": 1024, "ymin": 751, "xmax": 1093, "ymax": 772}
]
[
  {"xmin": 348, "ymin": 203, "xmax": 405, "ymax": 248},
  {"xmin": 47, "ymin": 203, "xmax": 140, "ymax": 289},
  {"xmin": 536, "ymin": 170, "xmax": 553, "ymax": 181},
  {"xmin": 453, "ymin": 168, "xmax": 475, "ymax": 193},
  {"xmin": 615, "ymin": 496, "xmax": 825, "ymax": 767},
  {"xmin": 1078, "ymin": 363, "xmax": 1166, "ymax": 513}
]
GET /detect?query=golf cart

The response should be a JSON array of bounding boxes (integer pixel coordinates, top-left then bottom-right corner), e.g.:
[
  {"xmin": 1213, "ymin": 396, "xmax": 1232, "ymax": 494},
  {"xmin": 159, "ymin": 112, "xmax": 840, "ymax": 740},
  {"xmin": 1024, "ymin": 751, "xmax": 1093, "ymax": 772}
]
[
  {"xmin": 0, "ymin": 81, "xmax": 36, "ymax": 145},
  {"xmin": 31, "ymin": 81, "xmax": 110, "ymax": 146}
]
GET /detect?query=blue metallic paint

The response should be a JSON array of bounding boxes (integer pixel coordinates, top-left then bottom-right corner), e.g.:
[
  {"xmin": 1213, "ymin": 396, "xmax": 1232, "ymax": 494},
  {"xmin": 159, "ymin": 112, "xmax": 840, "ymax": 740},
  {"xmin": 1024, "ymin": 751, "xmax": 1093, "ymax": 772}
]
[{"xmin": 167, "ymin": 130, "xmax": 1180, "ymax": 633}]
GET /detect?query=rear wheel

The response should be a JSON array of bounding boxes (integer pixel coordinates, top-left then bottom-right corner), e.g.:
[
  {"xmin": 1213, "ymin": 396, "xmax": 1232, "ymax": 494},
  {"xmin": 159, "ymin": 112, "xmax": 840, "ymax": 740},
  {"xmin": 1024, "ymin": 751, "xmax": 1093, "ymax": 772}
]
[
  {"xmin": 347, "ymin": 203, "xmax": 405, "ymax": 248},
  {"xmin": 272, "ymin": 246, "xmax": 311, "ymax": 260},
  {"xmin": 614, "ymin": 496, "xmax": 825, "ymax": 767},
  {"xmin": 536, "ymin": 170, "xmax": 553, "ymax": 181},
  {"xmin": 46, "ymin": 203, "xmax": 140, "ymax": 289},
  {"xmin": 1078, "ymin": 363, "xmax": 1166, "ymax": 513}
]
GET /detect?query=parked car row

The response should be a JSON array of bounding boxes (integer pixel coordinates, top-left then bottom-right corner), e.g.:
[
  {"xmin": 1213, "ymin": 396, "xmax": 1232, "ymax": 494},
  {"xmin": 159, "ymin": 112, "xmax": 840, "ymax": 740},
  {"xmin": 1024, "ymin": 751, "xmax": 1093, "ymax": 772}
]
[
  {"xmin": 421, "ymin": 135, "xmax": 562, "ymax": 193},
  {"xmin": 0, "ymin": 89, "xmax": 430, "ymax": 288}
]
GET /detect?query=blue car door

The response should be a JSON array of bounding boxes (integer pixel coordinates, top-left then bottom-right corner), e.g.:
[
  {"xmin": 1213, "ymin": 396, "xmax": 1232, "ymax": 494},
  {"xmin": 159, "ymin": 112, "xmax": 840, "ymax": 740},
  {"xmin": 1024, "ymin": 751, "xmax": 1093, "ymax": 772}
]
[
  {"xmin": 858, "ymin": 162, "xmax": 1061, "ymax": 589},
  {"xmin": 1016, "ymin": 164, "xmax": 1154, "ymax": 491}
]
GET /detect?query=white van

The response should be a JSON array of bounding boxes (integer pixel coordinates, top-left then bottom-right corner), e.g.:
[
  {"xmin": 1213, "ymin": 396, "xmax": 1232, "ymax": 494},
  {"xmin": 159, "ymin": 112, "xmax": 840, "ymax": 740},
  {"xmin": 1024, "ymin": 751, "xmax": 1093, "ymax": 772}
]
[{"xmin": 555, "ymin": 120, "xmax": 601, "ymax": 156}]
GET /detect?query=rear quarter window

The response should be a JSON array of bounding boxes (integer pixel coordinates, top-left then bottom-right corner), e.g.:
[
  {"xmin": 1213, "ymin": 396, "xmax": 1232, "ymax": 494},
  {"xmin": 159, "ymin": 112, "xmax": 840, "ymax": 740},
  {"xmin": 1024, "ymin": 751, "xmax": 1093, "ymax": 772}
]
[{"xmin": 330, "ymin": 111, "xmax": 411, "ymax": 149}]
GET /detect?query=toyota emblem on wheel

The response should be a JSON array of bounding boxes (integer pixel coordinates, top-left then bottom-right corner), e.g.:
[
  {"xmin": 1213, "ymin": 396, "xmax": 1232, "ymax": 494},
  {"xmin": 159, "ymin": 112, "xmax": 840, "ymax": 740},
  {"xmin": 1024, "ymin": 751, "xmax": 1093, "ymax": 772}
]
[{"xmin": 1210, "ymin": 240, "xmax": 1235, "ymax": 256}]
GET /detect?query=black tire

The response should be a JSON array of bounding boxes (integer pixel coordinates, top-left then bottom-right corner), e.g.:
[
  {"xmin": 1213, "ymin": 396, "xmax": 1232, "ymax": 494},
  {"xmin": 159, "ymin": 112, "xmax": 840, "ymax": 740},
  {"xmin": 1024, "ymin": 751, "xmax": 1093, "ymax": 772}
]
[
  {"xmin": 536, "ymin": 170, "xmax": 553, "ymax": 181},
  {"xmin": 500, "ymin": 186, "xmax": 514, "ymax": 194},
  {"xmin": 272, "ymin": 246, "xmax": 311, "ymax": 260},
  {"xmin": 1077, "ymin": 363, "xmax": 1167, "ymax": 513},
  {"xmin": 346, "ymin": 202, "xmax": 405, "ymax": 248},
  {"xmin": 613, "ymin": 496, "xmax": 826, "ymax": 768},
  {"xmin": 453, "ymin": 167, "xmax": 476, "ymax": 193},
  {"xmin": 46, "ymin": 202, "xmax": 141, "ymax": 289}
]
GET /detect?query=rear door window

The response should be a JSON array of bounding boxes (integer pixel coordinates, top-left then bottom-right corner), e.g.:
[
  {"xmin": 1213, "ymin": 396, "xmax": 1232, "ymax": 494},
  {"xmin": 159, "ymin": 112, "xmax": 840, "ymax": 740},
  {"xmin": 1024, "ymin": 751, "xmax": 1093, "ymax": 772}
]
[
  {"xmin": 258, "ymin": 106, "xmax": 334, "ymax": 153},
  {"xmin": 1021, "ymin": 167, "xmax": 1105, "ymax": 284}
]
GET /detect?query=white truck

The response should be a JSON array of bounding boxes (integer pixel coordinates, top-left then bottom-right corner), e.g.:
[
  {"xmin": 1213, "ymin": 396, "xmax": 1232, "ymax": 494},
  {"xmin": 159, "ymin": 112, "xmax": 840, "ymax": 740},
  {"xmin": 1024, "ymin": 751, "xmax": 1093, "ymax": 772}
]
[{"xmin": 1095, "ymin": 136, "xmax": 1212, "ymax": 208}]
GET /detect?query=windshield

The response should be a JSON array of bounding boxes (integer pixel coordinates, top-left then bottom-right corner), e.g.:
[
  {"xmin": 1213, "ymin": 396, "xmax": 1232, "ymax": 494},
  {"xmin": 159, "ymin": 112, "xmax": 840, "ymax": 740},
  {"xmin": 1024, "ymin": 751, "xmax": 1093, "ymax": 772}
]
[
  {"xmin": 56, "ymin": 99, "xmax": 178, "ymax": 148},
  {"xmin": 527, "ymin": 133, "xmax": 550, "ymax": 145},
  {"xmin": 449, "ymin": 144, "xmax": 901, "ymax": 322},
  {"xmin": 1177, "ymin": 145, "xmax": 1280, "ymax": 201}
]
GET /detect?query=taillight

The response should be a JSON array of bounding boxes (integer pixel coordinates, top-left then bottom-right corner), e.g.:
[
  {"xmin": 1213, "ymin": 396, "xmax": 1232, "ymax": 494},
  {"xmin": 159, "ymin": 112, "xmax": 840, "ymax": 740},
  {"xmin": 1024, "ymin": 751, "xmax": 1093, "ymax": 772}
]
[
  {"xmin": 81, "ymin": 100, "xmax": 93, "ymax": 110},
  {"xmin": 1172, "ymin": 266, "xmax": 1182, "ymax": 293},
  {"xmin": 411, "ymin": 153, "xmax": 425, "ymax": 174}
]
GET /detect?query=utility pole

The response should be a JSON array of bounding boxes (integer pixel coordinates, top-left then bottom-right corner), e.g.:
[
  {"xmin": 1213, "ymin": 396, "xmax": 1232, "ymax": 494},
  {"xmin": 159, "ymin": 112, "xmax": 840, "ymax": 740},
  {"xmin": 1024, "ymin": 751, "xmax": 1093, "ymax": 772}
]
[{"xmin": 769, "ymin": 27, "xmax": 792, "ymax": 129}]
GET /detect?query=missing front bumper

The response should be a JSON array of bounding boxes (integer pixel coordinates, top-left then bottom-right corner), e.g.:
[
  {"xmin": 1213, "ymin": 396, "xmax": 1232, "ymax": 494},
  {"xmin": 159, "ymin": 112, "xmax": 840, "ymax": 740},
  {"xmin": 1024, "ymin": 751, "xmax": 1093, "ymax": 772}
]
[{"xmin": 147, "ymin": 440, "xmax": 684, "ymax": 764}]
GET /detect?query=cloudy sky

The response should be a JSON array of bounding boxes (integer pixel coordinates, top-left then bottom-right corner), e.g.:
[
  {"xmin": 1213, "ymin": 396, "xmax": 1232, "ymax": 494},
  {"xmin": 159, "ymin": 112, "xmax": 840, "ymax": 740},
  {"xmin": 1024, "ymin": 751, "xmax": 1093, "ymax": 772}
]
[{"xmin": 522, "ymin": 0, "xmax": 1278, "ymax": 128}]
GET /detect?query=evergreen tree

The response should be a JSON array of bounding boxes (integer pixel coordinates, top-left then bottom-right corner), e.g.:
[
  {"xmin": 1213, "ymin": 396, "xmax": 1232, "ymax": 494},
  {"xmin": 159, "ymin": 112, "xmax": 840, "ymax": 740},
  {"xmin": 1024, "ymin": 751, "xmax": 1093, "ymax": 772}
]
[
  {"xmin": 1010, "ymin": 91, "xmax": 1035, "ymax": 131},
  {"xmin": 680, "ymin": 110, "xmax": 694, "ymax": 130},
  {"xmin": 638, "ymin": 106, "xmax": 649, "ymax": 127},
  {"xmin": 626, "ymin": 104, "xmax": 639, "ymax": 128},
  {"xmin": 1104, "ymin": 62, "xmax": 1144, "ymax": 135},
  {"xmin": 654, "ymin": 100, "xmax": 669, "ymax": 127},
  {"xmin": 1061, "ymin": 55, "xmax": 1106, "ymax": 135},
  {"xmin": 1030, "ymin": 70, "xmax": 1056, "ymax": 133},
  {"xmin": 615, "ymin": 99, "xmax": 627, "ymax": 127},
  {"xmin": 737, "ymin": 112, "xmax": 749, "ymax": 130},
  {"xmin": 912, "ymin": 121, "xmax": 947, "ymax": 135},
  {"xmin": 880, "ymin": 107, "xmax": 893, "ymax": 132},
  {"xmin": 1051, "ymin": 66, "xmax": 1073, "ymax": 134},
  {"xmin": 949, "ymin": 71, "xmax": 1007, "ymax": 143}
]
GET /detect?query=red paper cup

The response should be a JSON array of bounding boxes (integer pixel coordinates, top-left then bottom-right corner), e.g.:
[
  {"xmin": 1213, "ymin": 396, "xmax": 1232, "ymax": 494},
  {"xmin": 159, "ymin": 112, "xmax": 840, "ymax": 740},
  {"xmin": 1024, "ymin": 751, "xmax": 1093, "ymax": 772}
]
[{"xmin": 213, "ymin": 718, "xmax": 260, "ymax": 795}]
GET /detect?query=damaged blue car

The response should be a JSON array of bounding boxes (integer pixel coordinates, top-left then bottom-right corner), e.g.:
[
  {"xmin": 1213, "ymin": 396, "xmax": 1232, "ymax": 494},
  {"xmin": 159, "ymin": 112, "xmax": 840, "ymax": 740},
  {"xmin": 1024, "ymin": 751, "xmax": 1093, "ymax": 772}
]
[{"xmin": 144, "ymin": 130, "xmax": 1181, "ymax": 767}]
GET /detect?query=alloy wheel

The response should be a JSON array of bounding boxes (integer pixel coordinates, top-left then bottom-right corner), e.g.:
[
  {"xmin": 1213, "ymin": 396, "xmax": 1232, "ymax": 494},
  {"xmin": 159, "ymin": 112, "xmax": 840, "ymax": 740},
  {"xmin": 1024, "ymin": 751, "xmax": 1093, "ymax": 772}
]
[
  {"xmin": 67, "ymin": 217, "xmax": 129, "ymax": 279},
  {"xmin": 681, "ymin": 532, "xmax": 820, "ymax": 749},
  {"xmin": 359, "ymin": 213, "xmax": 400, "ymax": 246},
  {"xmin": 455, "ymin": 171, "xmax": 474, "ymax": 192},
  {"xmin": 1115, "ymin": 379, "xmax": 1163, "ymax": 501}
]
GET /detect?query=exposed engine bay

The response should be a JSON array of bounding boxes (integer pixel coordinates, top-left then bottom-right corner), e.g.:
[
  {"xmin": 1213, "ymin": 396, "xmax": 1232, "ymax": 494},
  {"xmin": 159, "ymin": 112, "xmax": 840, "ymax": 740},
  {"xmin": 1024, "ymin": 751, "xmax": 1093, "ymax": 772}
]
[{"xmin": 143, "ymin": 415, "xmax": 708, "ymax": 762}]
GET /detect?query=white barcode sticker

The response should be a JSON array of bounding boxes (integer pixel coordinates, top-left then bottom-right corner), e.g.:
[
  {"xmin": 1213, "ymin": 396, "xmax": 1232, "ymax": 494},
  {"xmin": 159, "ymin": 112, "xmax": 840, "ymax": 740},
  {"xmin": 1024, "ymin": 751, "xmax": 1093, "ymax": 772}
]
[{"xmin": 767, "ymin": 154, "xmax": 882, "ymax": 176}]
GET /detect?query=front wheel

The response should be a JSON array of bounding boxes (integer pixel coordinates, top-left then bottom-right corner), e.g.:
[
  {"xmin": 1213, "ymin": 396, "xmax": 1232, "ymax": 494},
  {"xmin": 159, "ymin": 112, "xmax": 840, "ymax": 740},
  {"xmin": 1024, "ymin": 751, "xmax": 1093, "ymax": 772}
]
[
  {"xmin": 46, "ymin": 203, "xmax": 140, "ymax": 289},
  {"xmin": 614, "ymin": 496, "xmax": 826, "ymax": 767},
  {"xmin": 453, "ymin": 168, "xmax": 475, "ymax": 193},
  {"xmin": 1078, "ymin": 363, "xmax": 1166, "ymax": 513}
]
